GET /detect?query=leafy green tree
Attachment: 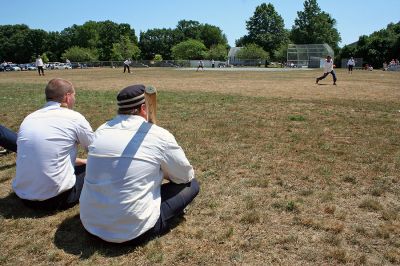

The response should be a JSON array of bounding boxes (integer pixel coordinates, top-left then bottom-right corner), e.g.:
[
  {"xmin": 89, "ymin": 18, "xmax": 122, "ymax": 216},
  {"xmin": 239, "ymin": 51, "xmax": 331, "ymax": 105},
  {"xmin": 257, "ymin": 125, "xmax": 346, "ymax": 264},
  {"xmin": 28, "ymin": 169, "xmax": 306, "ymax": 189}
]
[
  {"xmin": 339, "ymin": 22, "xmax": 400, "ymax": 67},
  {"xmin": 176, "ymin": 20, "xmax": 201, "ymax": 41},
  {"xmin": 139, "ymin": 28, "xmax": 181, "ymax": 59},
  {"xmin": 111, "ymin": 36, "xmax": 141, "ymax": 60},
  {"xmin": 206, "ymin": 44, "xmax": 228, "ymax": 60},
  {"xmin": 291, "ymin": 0, "xmax": 341, "ymax": 52},
  {"xmin": 61, "ymin": 46, "xmax": 98, "ymax": 62},
  {"xmin": 171, "ymin": 39, "xmax": 207, "ymax": 60},
  {"xmin": 236, "ymin": 43, "xmax": 269, "ymax": 60},
  {"xmin": 153, "ymin": 54, "xmax": 163, "ymax": 61},
  {"xmin": 242, "ymin": 3, "xmax": 288, "ymax": 56},
  {"xmin": 273, "ymin": 44, "xmax": 289, "ymax": 63},
  {"xmin": 40, "ymin": 53, "xmax": 49, "ymax": 63},
  {"xmin": 0, "ymin": 24, "xmax": 34, "ymax": 62},
  {"xmin": 199, "ymin": 24, "xmax": 228, "ymax": 48}
]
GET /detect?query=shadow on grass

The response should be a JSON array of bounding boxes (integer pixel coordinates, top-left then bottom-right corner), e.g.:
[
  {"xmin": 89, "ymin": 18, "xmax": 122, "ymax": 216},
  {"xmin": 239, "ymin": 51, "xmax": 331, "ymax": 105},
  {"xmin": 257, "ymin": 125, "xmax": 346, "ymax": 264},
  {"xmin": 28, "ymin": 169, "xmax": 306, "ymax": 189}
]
[
  {"xmin": 0, "ymin": 192, "xmax": 60, "ymax": 218},
  {"xmin": 54, "ymin": 214, "xmax": 185, "ymax": 259}
]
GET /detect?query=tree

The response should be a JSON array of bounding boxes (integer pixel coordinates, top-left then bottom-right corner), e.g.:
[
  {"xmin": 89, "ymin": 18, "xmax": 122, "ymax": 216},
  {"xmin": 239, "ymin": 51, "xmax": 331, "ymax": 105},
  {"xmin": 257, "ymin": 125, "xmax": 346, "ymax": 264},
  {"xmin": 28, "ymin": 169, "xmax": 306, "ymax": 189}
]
[
  {"xmin": 236, "ymin": 43, "xmax": 269, "ymax": 60},
  {"xmin": 176, "ymin": 20, "xmax": 201, "ymax": 41},
  {"xmin": 339, "ymin": 22, "xmax": 400, "ymax": 67},
  {"xmin": 0, "ymin": 24, "xmax": 32, "ymax": 62},
  {"xmin": 139, "ymin": 28, "xmax": 181, "ymax": 59},
  {"xmin": 206, "ymin": 44, "xmax": 228, "ymax": 60},
  {"xmin": 171, "ymin": 39, "xmax": 207, "ymax": 60},
  {"xmin": 199, "ymin": 24, "xmax": 228, "ymax": 48},
  {"xmin": 111, "ymin": 36, "xmax": 140, "ymax": 60},
  {"xmin": 153, "ymin": 54, "xmax": 163, "ymax": 61},
  {"xmin": 242, "ymin": 3, "xmax": 288, "ymax": 56},
  {"xmin": 61, "ymin": 46, "xmax": 98, "ymax": 62},
  {"xmin": 291, "ymin": 0, "xmax": 341, "ymax": 51}
]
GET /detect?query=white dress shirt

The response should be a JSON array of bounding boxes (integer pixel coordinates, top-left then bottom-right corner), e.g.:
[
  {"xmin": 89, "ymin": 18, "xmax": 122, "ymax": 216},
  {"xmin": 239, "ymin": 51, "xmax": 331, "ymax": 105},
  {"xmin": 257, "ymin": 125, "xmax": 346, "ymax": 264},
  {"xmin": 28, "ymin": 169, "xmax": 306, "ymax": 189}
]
[
  {"xmin": 347, "ymin": 59, "xmax": 355, "ymax": 66},
  {"xmin": 80, "ymin": 115, "xmax": 194, "ymax": 243},
  {"xmin": 12, "ymin": 101, "xmax": 94, "ymax": 201},
  {"xmin": 323, "ymin": 60, "xmax": 334, "ymax": 73},
  {"xmin": 35, "ymin": 58, "xmax": 44, "ymax": 67}
]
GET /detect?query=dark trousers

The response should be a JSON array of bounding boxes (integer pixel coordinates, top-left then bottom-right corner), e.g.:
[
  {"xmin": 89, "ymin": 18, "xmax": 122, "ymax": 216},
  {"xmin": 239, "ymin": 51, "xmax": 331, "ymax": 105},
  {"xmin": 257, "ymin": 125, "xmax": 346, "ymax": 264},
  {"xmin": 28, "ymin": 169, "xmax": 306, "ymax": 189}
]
[
  {"xmin": 121, "ymin": 178, "xmax": 200, "ymax": 245},
  {"xmin": 123, "ymin": 64, "xmax": 130, "ymax": 73},
  {"xmin": 348, "ymin": 65, "xmax": 354, "ymax": 72},
  {"xmin": 0, "ymin": 125, "xmax": 17, "ymax": 152},
  {"xmin": 317, "ymin": 70, "xmax": 337, "ymax": 83},
  {"xmin": 37, "ymin": 66, "xmax": 44, "ymax": 75},
  {"xmin": 21, "ymin": 165, "xmax": 86, "ymax": 210},
  {"xmin": 0, "ymin": 124, "xmax": 86, "ymax": 210}
]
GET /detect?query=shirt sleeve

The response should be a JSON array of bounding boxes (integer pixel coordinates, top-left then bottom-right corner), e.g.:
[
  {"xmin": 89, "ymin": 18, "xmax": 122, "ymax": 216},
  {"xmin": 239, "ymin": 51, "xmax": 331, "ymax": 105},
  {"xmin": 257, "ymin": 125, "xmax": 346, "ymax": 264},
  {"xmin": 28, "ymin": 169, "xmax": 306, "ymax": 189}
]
[
  {"xmin": 161, "ymin": 137, "xmax": 194, "ymax": 184},
  {"xmin": 75, "ymin": 115, "xmax": 94, "ymax": 151}
]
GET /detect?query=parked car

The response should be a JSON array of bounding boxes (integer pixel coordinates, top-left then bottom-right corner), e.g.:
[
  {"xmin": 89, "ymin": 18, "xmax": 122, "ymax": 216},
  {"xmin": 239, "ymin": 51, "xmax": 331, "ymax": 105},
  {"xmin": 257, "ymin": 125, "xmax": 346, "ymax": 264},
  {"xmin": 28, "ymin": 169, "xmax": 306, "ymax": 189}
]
[
  {"xmin": 4, "ymin": 64, "xmax": 21, "ymax": 71},
  {"xmin": 27, "ymin": 64, "xmax": 37, "ymax": 70},
  {"xmin": 70, "ymin": 62, "xmax": 88, "ymax": 69},
  {"xmin": 19, "ymin": 64, "xmax": 29, "ymax": 71},
  {"xmin": 70, "ymin": 62, "xmax": 81, "ymax": 69},
  {"xmin": 53, "ymin": 63, "xmax": 72, "ymax": 69}
]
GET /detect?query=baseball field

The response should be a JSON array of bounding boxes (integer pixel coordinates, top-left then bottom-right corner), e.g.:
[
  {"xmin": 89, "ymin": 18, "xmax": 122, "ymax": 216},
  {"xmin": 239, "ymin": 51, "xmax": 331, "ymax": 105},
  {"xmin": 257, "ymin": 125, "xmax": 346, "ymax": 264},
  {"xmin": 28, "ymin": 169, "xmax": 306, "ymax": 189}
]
[{"xmin": 0, "ymin": 67, "xmax": 399, "ymax": 265}]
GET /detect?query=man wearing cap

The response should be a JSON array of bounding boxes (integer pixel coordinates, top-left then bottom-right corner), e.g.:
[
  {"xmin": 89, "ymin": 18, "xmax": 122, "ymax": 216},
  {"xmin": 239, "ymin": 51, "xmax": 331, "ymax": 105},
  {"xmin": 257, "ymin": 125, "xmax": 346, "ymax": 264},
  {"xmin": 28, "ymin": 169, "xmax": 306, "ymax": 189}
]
[
  {"xmin": 11, "ymin": 78, "xmax": 94, "ymax": 210},
  {"xmin": 35, "ymin": 55, "xmax": 45, "ymax": 76},
  {"xmin": 80, "ymin": 84, "xmax": 199, "ymax": 244},
  {"xmin": 316, "ymin": 55, "xmax": 337, "ymax": 85},
  {"xmin": 123, "ymin": 58, "xmax": 132, "ymax": 73}
]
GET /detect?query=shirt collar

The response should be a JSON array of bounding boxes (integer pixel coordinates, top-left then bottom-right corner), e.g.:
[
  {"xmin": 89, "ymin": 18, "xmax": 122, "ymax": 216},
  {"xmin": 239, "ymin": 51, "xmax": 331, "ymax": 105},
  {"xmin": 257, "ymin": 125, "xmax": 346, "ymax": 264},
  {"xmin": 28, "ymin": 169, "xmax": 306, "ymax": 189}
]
[
  {"xmin": 116, "ymin": 114, "xmax": 146, "ymax": 122},
  {"xmin": 44, "ymin": 101, "xmax": 62, "ymax": 108}
]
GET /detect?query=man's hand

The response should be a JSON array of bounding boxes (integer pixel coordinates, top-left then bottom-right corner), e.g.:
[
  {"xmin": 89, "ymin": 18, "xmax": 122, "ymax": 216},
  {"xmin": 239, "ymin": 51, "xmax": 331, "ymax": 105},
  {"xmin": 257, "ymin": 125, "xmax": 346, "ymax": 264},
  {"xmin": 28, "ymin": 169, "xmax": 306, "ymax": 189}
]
[{"xmin": 75, "ymin": 158, "xmax": 87, "ymax": 166}]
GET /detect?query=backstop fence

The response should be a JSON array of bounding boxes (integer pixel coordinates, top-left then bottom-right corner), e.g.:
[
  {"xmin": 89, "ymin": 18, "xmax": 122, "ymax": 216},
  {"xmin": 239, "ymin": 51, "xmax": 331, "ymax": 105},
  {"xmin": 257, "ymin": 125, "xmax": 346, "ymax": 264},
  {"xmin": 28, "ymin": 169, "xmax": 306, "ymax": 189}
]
[{"xmin": 287, "ymin": 43, "xmax": 334, "ymax": 68}]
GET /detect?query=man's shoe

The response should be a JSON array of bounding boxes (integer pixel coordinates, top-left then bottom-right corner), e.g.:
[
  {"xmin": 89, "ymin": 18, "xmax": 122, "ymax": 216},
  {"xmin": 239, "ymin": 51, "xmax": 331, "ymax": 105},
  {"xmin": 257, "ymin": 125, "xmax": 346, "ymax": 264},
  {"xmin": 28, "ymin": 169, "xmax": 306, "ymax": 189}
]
[{"xmin": 333, "ymin": 82, "xmax": 336, "ymax": 85}]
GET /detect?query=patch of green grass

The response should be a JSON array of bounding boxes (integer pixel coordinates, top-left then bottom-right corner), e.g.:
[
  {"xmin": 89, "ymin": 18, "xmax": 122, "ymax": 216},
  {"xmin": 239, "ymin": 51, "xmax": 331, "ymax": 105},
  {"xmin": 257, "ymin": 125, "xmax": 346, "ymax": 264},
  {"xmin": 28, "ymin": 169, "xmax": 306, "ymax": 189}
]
[{"xmin": 288, "ymin": 115, "xmax": 306, "ymax": 121}]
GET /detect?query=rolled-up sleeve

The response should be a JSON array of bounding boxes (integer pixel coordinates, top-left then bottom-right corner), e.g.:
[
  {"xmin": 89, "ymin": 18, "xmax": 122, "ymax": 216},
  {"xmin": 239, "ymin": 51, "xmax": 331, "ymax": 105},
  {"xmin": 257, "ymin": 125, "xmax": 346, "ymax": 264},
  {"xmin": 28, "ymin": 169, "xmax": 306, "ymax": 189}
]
[
  {"xmin": 161, "ymin": 138, "xmax": 194, "ymax": 184},
  {"xmin": 76, "ymin": 117, "xmax": 94, "ymax": 150}
]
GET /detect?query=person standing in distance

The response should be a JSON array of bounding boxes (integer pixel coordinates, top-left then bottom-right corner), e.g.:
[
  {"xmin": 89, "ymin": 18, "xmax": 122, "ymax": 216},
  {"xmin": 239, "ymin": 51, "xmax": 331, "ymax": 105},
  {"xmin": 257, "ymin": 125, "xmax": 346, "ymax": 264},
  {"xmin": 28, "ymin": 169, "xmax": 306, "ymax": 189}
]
[
  {"xmin": 316, "ymin": 55, "xmax": 337, "ymax": 85},
  {"xmin": 196, "ymin": 60, "xmax": 204, "ymax": 71},
  {"xmin": 12, "ymin": 78, "xmax": 94, "ymax": 210},
  {"xmin": 347, "ymin": 57, "xmax": 355, "ymax": 74},
  {"xmin": 36, "ymin": 55, "xmax": 45, "ymax": 76},
  {"xmin": 80, "ymin": 84, "xmax": 199, "ymax": 244},
  {"xmin": 123, "ymin": 58, "xmax": 132, "ymax": 74}
]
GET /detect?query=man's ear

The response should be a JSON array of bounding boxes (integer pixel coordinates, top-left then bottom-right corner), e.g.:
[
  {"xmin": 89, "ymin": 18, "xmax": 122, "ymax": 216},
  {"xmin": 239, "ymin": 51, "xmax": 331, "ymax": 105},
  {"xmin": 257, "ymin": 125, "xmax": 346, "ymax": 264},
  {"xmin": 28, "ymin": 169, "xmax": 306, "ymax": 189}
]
[
  {"xmin": 141, "ymin": 103, "xmax": 147, "ymax": 114},
  {"xmin": 60, "ymin": 95, "xmax": 68, "ymax": 108}
]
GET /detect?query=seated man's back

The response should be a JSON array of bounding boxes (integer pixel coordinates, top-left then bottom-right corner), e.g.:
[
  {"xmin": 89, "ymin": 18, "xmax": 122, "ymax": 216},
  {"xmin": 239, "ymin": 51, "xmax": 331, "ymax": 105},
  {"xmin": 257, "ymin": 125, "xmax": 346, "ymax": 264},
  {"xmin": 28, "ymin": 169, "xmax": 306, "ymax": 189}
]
[
  {"xmin": 14, "ymin": 103, "xmax": 92, "ymax": 200},
  {"xmin": 12, "ymin": 78, "xmax": 94, "ymax": 210},
  {"xmin": 80, "ymin": 84, "xmax": 199, "ymax": 243}
]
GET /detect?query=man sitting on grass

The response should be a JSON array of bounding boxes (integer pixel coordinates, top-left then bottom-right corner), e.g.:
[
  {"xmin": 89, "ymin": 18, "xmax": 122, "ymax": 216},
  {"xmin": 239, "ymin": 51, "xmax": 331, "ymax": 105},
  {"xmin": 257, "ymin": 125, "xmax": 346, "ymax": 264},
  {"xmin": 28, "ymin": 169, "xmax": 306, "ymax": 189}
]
[
  {"xmin": 2, "ymin": 78, "xmax": 94, "ymax": 210},
  {"xmin": 79, "ymin": 84, "xmax": 199, "ymax": 244}
]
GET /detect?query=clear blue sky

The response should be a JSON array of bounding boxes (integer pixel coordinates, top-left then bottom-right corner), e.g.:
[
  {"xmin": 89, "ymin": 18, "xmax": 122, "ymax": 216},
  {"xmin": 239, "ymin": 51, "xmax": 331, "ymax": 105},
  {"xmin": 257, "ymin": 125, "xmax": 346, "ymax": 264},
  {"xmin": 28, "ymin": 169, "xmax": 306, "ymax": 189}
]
[{"xmin": 1, "ymin": 0, "xmax": 399, "ymax": 47}]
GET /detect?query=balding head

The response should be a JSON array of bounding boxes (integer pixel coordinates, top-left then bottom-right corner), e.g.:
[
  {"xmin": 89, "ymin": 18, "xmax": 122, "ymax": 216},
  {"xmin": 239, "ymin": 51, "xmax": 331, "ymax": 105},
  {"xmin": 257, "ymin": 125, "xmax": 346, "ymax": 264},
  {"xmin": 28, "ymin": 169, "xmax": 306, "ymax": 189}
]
[{"xmin": 45, "ymin": 78, "xmax": 74, "ymax": 103}]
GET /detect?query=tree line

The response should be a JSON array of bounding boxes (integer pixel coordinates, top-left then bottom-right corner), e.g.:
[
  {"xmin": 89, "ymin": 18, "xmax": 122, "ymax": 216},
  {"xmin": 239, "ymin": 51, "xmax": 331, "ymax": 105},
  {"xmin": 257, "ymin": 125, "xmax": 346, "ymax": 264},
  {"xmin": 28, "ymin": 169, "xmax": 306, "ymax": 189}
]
[{"xmin": 0, "ymin": 0, "xmax": 398, "ymax": 67}]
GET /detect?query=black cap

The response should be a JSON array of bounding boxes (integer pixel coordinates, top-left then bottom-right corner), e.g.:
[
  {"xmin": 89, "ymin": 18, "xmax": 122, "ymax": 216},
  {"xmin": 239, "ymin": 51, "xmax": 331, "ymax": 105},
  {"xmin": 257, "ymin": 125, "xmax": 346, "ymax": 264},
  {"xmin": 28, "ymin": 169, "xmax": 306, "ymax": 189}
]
[{"xmin": 117, "ymin": 84, "xmax": 145, "ymax": 112}]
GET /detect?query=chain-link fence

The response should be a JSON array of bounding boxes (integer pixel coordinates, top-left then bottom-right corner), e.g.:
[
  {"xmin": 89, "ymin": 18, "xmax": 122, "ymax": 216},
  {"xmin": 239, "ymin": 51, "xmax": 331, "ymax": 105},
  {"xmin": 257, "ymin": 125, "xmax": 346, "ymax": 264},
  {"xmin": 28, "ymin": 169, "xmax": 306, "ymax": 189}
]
[{"xmin": 287, "ymin": 43, "xmax": 334, "ymax": 68}]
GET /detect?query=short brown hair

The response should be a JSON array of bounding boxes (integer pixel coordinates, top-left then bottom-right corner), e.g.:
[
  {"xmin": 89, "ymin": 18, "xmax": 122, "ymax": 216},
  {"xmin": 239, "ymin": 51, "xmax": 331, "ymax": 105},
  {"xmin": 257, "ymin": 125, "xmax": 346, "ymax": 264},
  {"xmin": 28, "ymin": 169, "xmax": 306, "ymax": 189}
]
[{"xmin": 45, "ymin": 78, "xmax": 74, "ymax": 102}]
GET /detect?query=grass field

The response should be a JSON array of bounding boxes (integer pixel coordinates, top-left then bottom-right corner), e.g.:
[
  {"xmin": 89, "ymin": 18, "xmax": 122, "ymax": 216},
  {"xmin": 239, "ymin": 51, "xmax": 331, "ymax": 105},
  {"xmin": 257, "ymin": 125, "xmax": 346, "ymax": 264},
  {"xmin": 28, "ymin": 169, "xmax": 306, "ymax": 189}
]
[{"xmin": 0, "ymin": 68, "xmax": 400, "ymax": 265}]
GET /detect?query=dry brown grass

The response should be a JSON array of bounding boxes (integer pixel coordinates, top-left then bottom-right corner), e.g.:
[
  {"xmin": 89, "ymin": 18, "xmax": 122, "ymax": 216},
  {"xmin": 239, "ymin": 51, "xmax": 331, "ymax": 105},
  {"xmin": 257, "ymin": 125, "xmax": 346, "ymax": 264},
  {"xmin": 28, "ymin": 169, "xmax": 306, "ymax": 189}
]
[{"xmin": 0, "ymin": 67, "xmax": 400, "ymax": 265}]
